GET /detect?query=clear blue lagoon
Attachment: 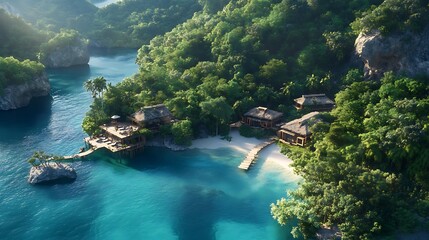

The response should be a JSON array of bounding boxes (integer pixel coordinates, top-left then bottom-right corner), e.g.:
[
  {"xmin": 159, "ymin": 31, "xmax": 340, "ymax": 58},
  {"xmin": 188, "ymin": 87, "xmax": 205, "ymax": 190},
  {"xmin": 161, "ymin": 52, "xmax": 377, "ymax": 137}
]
[{"xmin": 0, "ymin": 49, "xmax": 298, "ymax": 240}]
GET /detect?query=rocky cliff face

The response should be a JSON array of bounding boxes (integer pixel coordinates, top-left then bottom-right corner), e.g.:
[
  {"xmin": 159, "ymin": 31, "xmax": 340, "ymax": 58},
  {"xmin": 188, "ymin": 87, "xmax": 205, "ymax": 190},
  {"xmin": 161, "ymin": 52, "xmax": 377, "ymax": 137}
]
[
  {"xmin": 355, "ymin": 27, "xmax": 429, "ymax": 78},
  {"xmin": 0, "ymin": 74, "xmax": 50, "ymax": 110},
  {"xmin": 41, "ymin": 38, "xmax": 90, "ymax": 68},
  {"xmin": 28, "ymin": 162, "xmax": 77, "ymax": 184}
]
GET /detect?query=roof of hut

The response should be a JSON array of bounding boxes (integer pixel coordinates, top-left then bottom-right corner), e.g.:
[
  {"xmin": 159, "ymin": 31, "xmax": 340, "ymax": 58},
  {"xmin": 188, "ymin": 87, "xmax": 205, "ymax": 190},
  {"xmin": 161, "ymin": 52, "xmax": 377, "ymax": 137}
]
[
  {"xmin": 244, "ymin": 107, "xmax": 283, "ymax": 121},
  {"xmin": 294, "ymin": 94, "xmax": 334, "ymax": 106},
  {"xmin": 130, "ymin": 104, "xmax": 172, "ymax": 123},
  {"xmin": 280, "ymin": 112, "xmax": 320, "ymax": 136}
]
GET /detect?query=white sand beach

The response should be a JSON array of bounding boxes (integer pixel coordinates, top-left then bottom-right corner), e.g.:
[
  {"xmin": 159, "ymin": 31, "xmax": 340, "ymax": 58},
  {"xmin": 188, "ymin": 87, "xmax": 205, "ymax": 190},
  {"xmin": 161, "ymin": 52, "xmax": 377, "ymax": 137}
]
[{"xmin": 190, "ymin": 130, "xmax": 299, "ymax": 179}]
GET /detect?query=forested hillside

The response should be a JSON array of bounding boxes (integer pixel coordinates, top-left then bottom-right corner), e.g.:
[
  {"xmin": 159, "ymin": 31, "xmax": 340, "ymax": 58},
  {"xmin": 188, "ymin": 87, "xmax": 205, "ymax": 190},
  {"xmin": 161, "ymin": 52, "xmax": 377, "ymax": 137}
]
[
  {"xmin": 0, "ymin": 0, "xmax": 203, "ymax": 48},
  {"xmin": 82, "ymin": 0, "xmax": 202, "ymax": 47},
  {"xmin": 0, "ymin": 0, "xmax": 97, "ymax": 31},
  {"xmin": 0, "ymin": 9, "xmax": 46, "ymax": 60}
]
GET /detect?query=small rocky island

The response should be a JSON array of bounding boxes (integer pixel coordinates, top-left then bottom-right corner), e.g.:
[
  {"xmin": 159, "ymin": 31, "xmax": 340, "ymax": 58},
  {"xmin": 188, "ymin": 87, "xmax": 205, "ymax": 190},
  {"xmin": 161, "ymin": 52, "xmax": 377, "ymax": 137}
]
[
  {"xmin": 39, "ymin": 30, "xmax": 90, "ymax": 68},
  {"xmin": 0, "ymin": 57, "xmax": 51, "ymax": 111},
  {"xmin": 28, "ymin": 162, "xmax": 77, "ymax": 184}
]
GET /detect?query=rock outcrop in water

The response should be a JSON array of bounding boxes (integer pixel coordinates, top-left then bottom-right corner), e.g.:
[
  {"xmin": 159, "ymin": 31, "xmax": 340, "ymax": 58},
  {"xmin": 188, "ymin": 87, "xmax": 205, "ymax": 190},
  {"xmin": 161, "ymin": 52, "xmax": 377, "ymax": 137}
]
[
  {"xmin": 0, "ymin": 74, "xmax": 50, "ymax": 110},
  {"xmin": 146, "ymin": 136, "xmax": 187, "ymax": 151},
  {"xmin": 28, "ymin": 162, "xmax": 77, "ymax": 184},
  {"xmin": 355, "ymin": 27, "xmax": 429, "ymax": 78},
  {"xmin": 40, "ymin": 36, "xmax": 90, "ymax": 68}
]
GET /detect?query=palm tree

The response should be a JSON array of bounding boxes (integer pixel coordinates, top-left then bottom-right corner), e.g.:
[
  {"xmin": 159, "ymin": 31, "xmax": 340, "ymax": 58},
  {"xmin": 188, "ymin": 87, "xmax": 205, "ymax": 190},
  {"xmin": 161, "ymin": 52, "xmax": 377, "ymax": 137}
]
[
  {"xmin": 92, "ymin": 76, "xmax": 107, "ymax": 99},
  {"xmin": 84, "ymin": 79, "xmax": 96, "ymax": 98}
]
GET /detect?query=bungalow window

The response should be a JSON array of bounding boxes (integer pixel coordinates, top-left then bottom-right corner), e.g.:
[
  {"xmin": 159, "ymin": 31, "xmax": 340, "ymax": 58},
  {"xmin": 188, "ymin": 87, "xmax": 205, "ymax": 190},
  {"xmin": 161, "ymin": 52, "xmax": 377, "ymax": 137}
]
[{"xmin": 297, "ymin": 137, "xmax": 305, "ymax": 146}]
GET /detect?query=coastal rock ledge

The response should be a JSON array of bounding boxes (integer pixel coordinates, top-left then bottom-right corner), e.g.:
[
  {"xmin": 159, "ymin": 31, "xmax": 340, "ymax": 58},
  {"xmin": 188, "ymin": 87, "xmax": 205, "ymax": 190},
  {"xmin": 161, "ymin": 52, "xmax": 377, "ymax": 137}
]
[
  {"xmin": 28, "ymin": 162, "xmax": 77, "ymax": 185},
  {"xmin": 0, "ymin": 74, "xmax": 50, "ymax": 110}
]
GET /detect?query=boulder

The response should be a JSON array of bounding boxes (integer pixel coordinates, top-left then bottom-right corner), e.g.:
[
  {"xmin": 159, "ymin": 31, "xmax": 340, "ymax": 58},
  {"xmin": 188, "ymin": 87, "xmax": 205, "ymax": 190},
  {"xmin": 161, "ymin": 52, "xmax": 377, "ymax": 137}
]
[
  {"xmin": 28, "ymin": 162, "xmax": 77, "ymax": 184},
  {"xmin": 355, "ymin": 27, "xmax": 429, "ymax": 78},
  {"xmin": 0, "ymin": 74, "xmax": 50, "ymax": 110}
]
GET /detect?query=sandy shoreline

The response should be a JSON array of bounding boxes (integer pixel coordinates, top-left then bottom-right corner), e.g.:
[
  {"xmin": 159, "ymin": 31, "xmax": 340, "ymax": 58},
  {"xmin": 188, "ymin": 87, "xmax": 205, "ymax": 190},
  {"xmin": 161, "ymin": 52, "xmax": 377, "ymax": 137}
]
[{"xmin": 190, "ymin": 130, "xmax": 298, "ymax": 179}]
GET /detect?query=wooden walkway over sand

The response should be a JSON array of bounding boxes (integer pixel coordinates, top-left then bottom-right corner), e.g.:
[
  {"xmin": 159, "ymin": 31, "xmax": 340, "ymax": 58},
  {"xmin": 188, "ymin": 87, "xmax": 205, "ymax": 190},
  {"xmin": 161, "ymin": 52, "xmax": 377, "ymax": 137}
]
[
  {"xmin": 62, "ymin": 148, "xmax": 95, "ymax": 160},
  {"xmin": 238, "ymin": 139, "xmax": 276, "ymax": 171}
]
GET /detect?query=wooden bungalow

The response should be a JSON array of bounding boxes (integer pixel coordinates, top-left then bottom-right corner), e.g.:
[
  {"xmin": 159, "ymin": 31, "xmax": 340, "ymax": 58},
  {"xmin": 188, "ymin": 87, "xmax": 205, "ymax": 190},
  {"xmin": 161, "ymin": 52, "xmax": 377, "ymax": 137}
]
[
  {"xmin": 294, "ymin": 94, "xmax": 334, "ymax": 111},
  {"xmin": 242, "ymin": 107, "xmax": 283, "ymax": 128},
  {"xmin": 129, "ymin": 104, "xmax": 173, "ymax": 129},
  {"xmin": 278, "ymin": 111, "xmax": 320, "ymax": 146}
]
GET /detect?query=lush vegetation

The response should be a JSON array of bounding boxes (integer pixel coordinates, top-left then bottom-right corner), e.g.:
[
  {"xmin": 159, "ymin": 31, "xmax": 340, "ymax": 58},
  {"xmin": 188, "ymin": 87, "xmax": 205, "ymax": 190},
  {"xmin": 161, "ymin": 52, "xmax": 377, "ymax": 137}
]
[
  {"xmin": 0, "ymin": 0, "xmax": 97, "ymax": 31},
  {"xmin": 0, "ymin": 9, "xmax": 46, "ymax": 60},
  {"xmin": 0, "ymin": 0, "xmax": 202, "ymax": 48},
  {"xmin": 271, "ymin": 72, "xmax": 429, "ymax": 239},
  {"xmin": 0, "ymin": 57, "xmax": 45, "ymax": 94},
  {"xmin": 82, "ymin": 0, "xmax": 203, "ymax": 47},
  {"xmin": 351, "ymin": 0, "xmax": 429, "ymax": 35}
]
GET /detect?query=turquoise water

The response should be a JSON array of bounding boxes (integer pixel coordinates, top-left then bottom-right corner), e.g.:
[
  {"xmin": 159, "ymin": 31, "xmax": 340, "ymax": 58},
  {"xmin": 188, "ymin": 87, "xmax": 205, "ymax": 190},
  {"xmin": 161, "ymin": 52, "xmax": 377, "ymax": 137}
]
[{"xmin": 0, "ymin": 49, "xmax": 298, "ymax": 239}]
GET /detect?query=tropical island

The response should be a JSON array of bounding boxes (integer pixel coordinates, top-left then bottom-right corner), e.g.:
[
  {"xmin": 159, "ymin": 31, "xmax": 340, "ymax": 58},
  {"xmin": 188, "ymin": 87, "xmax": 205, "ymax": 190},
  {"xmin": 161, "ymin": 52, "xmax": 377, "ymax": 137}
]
[{"xmin": 0, "ymin": 0, "xmax": 428, "ymax": 239}]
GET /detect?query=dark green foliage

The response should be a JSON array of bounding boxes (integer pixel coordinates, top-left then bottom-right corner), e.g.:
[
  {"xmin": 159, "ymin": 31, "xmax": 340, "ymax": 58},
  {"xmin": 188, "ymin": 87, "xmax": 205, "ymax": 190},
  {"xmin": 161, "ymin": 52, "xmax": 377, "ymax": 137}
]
[
  {"xmin": 0, "ymin": 0, "xmax": 97, "ymax": 31},
  {"xmin": 0, "ymin": 9, "xmax": 46, "ymax": 60},
  {"xmin": 171, "ymin": 120, "xmax": 193, "ymax": 146},
  {"xmin": 0, "ymin": 0, "xmax": 201, "ymax": 48},
  {"xmin": 352, "ymin": 0, "xmax": 429, "ymax": 35},
  {"xmin": 272, "ymin": 73, "xmax": 429, "ymax": 238},
  {"xmin": 82, "ymin": 0, "xmax": 202, "ymax": 47},
  {"xmin": 0, "ymin": 57, "xmax": 45, "ymax": 94}
]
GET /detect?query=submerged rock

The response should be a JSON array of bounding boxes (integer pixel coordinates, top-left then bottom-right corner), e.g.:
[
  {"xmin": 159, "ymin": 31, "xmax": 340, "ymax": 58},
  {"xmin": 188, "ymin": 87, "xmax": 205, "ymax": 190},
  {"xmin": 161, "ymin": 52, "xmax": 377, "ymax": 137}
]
[
  {"xmin": 28, "ymin": 162, "xmax": 77, "ymax": 184},
  {"xmin": 355, "ymin": 27, "xmax": 429, "ymax": 78},
  {"xmin": 146, "ymin": 136, "xmax": 187, "ymax": 151},
  {"xmin": 0, "ymin": 73, "xmax": 50, "ymax": 110}
]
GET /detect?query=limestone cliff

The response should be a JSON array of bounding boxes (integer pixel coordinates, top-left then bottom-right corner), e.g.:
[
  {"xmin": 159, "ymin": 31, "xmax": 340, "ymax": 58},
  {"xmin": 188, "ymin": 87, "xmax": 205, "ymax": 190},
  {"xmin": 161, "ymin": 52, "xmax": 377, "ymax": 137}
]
[
  {"xmin": 40, "ymin": 37, "xmax": 90, "ymax": 68},
  {"xmin": 355, "ymin": 27, "xmax": 429, "ymax": 78},
  {"xmin": 0, "ymin": 73, "xmax": 50, "ymax": 110}
]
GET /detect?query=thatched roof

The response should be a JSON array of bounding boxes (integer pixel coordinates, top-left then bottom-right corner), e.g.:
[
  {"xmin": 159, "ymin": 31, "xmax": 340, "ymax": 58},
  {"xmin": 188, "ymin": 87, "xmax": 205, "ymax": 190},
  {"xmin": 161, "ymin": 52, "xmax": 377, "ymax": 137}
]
[
  {"xmin": 294, "ymin": 94, "xmax": 334, "ymax": 106},
  {"xmin": 244, "ymin": 107, "xmax": 283, "ymax": 121},
  {"xmin": 130, "ymin": 104, "xmax": 172, "ymax": 123},
  {"xmin": 280, "ymin": 112, "xmax": 320, "ymax": 136}
]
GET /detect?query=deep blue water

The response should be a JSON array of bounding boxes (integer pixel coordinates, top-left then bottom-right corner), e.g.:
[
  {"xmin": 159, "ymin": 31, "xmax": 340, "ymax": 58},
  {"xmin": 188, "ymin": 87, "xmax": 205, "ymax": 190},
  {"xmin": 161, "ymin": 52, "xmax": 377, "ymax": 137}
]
[{"xmin": 0, "ymin": 49, "xmax": 298, "ymax": 239}]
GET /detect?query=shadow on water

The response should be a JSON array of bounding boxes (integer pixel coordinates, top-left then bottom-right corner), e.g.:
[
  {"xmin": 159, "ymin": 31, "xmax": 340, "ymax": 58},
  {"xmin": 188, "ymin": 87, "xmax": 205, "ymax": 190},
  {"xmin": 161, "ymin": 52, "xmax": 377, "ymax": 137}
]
[
  {"xmin": 0, "ymin": 95, "xmax": 52, "ymax": 143},
  {"xmin": 48, "ymin": 64, "xmax": 91, "ymax": 95},
  {"xmin": 172, "ymin": 185, "xmax": 219, "ymax": 240},
  {"xmin": 90, "ymin": 47, "xmax": 139, "ymax": 58},
  {"xmin": 33, "ymin": 177, "xmax": 76, "ymax": 186}
]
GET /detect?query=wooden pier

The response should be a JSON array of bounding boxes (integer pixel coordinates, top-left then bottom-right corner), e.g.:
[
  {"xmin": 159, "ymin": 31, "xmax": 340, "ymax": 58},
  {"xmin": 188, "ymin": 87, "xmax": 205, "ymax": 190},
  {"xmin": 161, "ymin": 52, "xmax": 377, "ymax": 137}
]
[{"xmin": 238, "ymin": 139, "xmax": 276, "ymax": 171}]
